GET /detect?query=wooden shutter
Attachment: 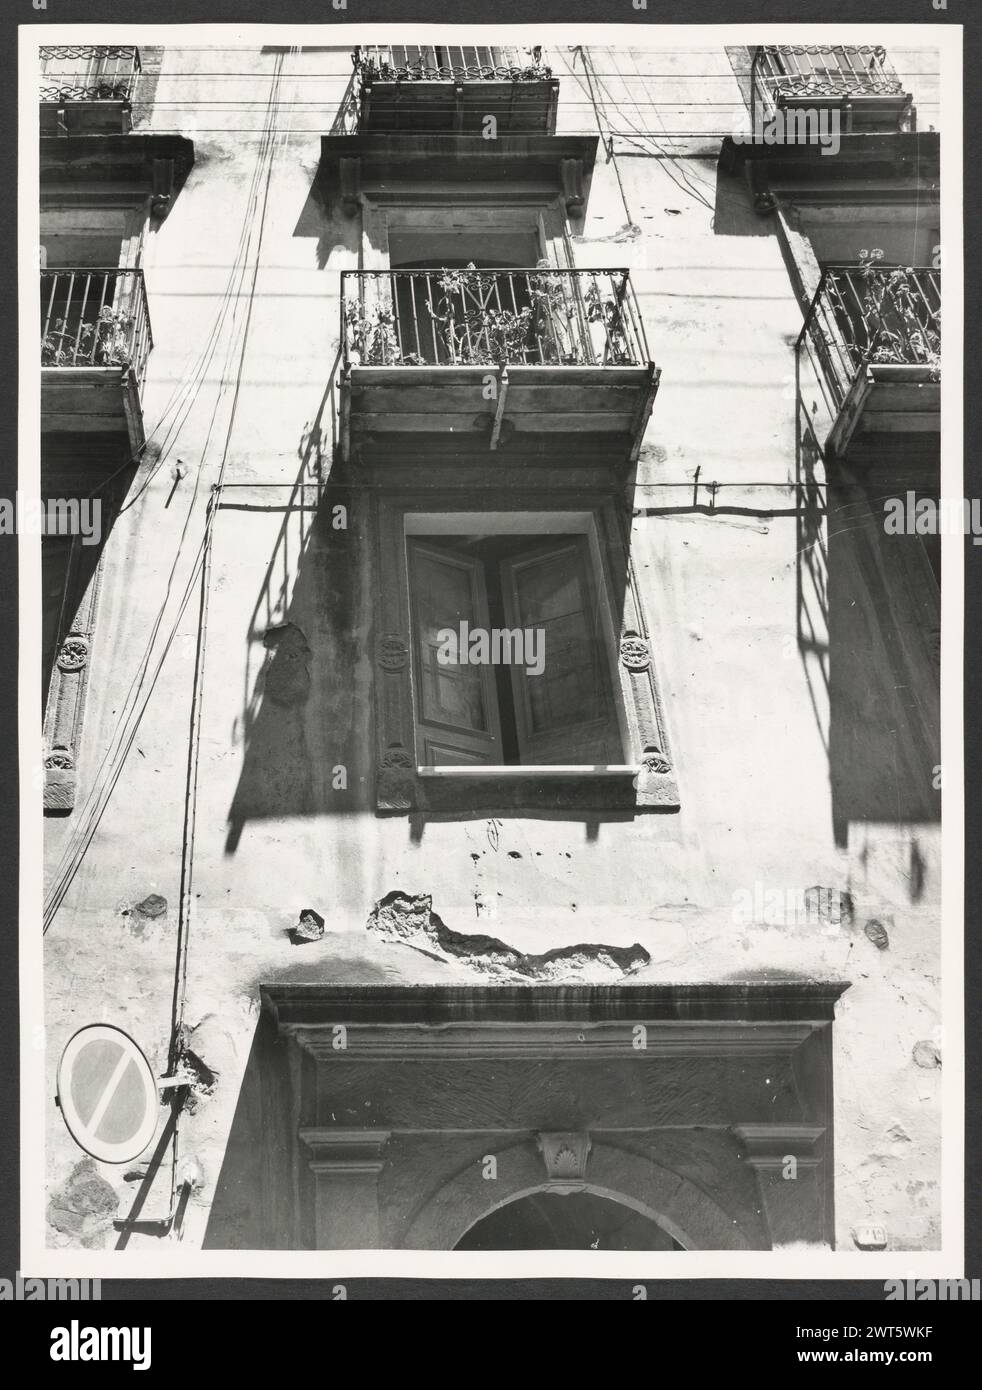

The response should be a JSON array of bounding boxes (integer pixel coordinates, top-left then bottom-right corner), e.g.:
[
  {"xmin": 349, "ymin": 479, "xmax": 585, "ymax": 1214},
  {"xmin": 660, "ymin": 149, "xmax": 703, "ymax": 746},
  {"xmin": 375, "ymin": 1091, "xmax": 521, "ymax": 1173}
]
[
  {"xmin": 408, "ymin": 541, "xmax": 503, "ymax": 767},
  {"xmin": 501, "ymin": 538, "xmax": 624, "ymax": 765}
]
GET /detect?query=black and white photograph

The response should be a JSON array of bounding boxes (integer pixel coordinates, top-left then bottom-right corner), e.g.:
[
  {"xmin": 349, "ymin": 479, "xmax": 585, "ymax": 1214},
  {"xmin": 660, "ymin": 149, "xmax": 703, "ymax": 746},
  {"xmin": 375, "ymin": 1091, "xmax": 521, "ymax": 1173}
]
[{"xmin": 13, "ymin": 13, "xmax": 965, "ymax": 1294}]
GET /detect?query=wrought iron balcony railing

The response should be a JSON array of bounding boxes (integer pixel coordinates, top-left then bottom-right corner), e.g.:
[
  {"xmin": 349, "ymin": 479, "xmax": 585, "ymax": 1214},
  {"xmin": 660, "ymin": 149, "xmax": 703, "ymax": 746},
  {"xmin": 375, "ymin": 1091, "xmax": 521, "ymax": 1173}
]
[
  {"xmin": 798, "ymin": 264, "xmax": 940, "ymax": 411},
  {"xmin": 41, "ymin": 269, "xmax": 153, "ymax": 385},
  {"xmin": 751, "ymin": 44, "xmax": 912, "ymax": 131},
  {"xmin": 353, "ymin": 44, "xmax": 551, "ymax": 84},
  {"xmin": 342, "ymin": 267, "xmax": 649, "ymax": 370},
  {"xmin": 39, "ymin": 45, "xmax": 141, "ymax": 104}
]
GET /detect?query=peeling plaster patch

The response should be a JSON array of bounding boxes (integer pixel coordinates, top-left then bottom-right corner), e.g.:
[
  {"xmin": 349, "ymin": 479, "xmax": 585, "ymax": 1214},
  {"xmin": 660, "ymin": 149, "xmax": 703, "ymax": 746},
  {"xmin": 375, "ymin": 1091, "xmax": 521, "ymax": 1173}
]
[
  {"xmin": 47, "ymin": 1159, "xmax": 119, "ymax": 1249},
  {"xmin": 912, "ymin": 1040, "xmax": 941, "ymax": 1069},
  {"xmin": 804, "ymin": 886, "xmax": 854, "ymax": 929},
  {"xmin": 121, "ymin": 892, "xmax": 168, "ymax": 940},
  {"xmin": 367, "ymin": 891, "xmax": 650, "ymax": 981},
  {"xmin": 864, "ymin": 918, "xmax": 891, "ymax": 950},
  {"xmin": 171, "ymin": 1047, "xmax": 217, "ymax": 1113},
  {"xmin": 172, "ymin": 1022, "xmax": 220, "ymax": 1112}
]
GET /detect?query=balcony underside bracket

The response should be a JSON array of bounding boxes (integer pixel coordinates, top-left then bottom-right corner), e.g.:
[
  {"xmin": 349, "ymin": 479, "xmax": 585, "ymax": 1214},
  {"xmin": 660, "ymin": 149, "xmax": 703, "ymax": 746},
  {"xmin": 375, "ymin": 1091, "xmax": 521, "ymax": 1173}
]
[
  {"xmin": 629, "ymin": 366, "xmax": 662, "ymax": 464},
  {"xmin": 827, "ymin": 367, "xmax": 873, "ymax": 457},
  {"xmin": 489, "ymin": 368, "xmax": 509, "ymax": 450}
]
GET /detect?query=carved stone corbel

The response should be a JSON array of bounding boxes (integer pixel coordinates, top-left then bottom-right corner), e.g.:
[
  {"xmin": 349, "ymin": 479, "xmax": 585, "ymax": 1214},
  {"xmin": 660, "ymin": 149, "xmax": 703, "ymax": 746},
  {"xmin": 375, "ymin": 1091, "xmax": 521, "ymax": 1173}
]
[
  {"xmin": 537, "ymin": 1132, "xmax": 592, "ymax": 1194},
  {"xmin": 339, "ymin": 157, "xmax": 362, "ymax": 217},
  {"xmin": 560, "ymin": 157, "xmax": 585, "ymax": 217},
  {"xmin": 299, "ymin": 1128, "xmax": 390, "ymax": 1249},
  {"xmin": 732, "ymin": 1124, "xmax": 828, "ymax": 1248},
  {"xmin": 151, "ymin": 156, "xmax": 175, "ymax": 219}
]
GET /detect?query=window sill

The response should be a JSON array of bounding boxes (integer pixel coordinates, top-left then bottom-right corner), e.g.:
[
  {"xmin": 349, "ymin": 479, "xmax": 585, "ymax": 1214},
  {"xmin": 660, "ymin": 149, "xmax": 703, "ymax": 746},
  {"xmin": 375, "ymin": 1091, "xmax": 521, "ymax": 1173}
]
[
  {"xmin": 418, "ymin": 765, "xmax": 640, "ymax": 778},
  {"xmin": 378, "ymin": 764, "xmax": 679, "ymax": 815}
]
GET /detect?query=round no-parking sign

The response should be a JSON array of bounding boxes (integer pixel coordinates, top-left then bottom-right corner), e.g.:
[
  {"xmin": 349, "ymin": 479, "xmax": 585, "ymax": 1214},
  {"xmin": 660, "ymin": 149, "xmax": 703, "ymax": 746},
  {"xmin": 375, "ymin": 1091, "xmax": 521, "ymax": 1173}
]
[{"xmin": 57, "ymin": 1025, "xmax": 160, "ymax": 1165}]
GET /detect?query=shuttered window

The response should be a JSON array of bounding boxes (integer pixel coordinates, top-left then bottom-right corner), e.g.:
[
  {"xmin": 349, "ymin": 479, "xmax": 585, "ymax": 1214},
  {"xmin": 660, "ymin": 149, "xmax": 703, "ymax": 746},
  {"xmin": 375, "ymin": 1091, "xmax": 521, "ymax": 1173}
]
[{"xmin": 407, "ymin": 534, "xmax": 623, "ymax": 768}]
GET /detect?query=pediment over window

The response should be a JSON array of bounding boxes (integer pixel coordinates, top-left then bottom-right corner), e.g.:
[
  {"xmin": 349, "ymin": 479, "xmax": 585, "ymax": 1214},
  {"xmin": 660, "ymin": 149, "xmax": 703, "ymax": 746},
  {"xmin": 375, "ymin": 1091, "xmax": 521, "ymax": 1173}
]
[
  {"xmin": 40, "ymin": 133, "xmax": 195, "ymax": 216},
  {"xmin": 317, "ymin": 134, "xmax": 598, "ymax": 220}
]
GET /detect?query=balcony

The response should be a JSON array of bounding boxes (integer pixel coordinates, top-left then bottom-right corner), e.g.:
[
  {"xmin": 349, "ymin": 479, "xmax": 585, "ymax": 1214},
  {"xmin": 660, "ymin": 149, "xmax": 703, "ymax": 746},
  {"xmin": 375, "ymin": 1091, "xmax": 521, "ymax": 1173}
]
[
  {"xmin": 350, "ymin": 44, "xmax": 559, "ymax": 136},
  {"xmin": 41, "ymin": 269, "xmax": 153, "ymax": 449},
  {"xmin": 798, "ymin": 263, "xmax": 940, "ymax": 456},
  {"xmin": 339, "ymin": 266, "xmax": 659, "ymax": 465},
  {"xmin": 40, "ymin": 46, "xmax": 141, "ymax": 135},
  {"xmin": 751, "ymin": 45, "xmax": 914, "ymax": 135}
]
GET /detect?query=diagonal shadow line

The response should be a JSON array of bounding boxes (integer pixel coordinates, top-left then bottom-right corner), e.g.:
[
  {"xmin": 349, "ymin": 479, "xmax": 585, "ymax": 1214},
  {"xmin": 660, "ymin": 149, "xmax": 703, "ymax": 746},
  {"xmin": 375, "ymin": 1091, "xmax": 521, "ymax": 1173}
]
[{"xmin": 113, "ymin": 1098, "xmax": 182, "ymax": 1249}]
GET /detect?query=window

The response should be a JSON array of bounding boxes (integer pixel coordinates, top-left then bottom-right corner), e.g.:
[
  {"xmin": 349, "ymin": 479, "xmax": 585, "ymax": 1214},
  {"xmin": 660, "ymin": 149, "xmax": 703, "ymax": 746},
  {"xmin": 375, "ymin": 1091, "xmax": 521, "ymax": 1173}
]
[
  {"xmin": 408, "ymin": 534, "xmax": 624, "ymax": 768},
  {"xmin": 372, "ymin": 501, "xmax": 679, "ymax": 812}
]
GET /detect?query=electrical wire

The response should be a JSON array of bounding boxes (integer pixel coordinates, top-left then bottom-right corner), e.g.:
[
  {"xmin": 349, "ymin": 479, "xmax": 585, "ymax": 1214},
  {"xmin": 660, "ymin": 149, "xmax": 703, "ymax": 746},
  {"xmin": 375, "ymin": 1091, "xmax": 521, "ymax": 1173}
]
[{"xmin": 44, "ymin": 57, "xmax": 289, "ymax": 933}]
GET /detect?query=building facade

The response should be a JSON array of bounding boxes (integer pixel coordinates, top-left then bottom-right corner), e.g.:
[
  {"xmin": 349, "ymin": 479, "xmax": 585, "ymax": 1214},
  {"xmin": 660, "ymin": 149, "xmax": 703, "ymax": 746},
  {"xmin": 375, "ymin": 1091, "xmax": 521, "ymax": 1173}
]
[{"xmin": 39, "ymin": 39, "xmax": 943, "ymax": 1254}]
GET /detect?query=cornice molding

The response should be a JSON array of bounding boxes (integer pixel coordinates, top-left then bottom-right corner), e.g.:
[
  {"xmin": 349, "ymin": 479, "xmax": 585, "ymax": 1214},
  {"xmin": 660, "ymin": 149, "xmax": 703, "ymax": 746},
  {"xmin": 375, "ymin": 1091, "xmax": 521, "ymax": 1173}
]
[
  {"xmin": 732, "ymin": 1123, "xmax": 827, "ymax": 1170},
  {"xmin": 264, "ymin": 983, "xmax": 849, "ymax": 1059},
  {"xmin": 299, "ymin": 1128, "xmax": 391, "ymax": 1177}
]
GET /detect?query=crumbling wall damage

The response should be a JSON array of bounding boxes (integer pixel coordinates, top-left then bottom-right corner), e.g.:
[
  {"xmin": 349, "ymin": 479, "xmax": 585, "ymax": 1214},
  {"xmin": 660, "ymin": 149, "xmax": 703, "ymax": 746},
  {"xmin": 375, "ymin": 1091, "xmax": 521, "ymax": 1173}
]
[{"xmin": 368, "ymin": 891, "xmax": 650, "ymax": 980}]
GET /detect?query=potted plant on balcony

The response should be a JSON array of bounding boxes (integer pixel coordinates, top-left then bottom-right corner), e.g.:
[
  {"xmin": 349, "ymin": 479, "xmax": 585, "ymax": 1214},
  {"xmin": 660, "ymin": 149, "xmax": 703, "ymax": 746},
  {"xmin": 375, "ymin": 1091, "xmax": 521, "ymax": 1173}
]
[
  {"xmin": 344, "ymin": 296, "xmax": 425, "ymax": 366},
  {"xmin": 857, "ymin": 248, "xmax": 940, "ymax": 381},
  {"xmin": 41, "ymin": 304, "xmax": 135, "ymax": 370}
]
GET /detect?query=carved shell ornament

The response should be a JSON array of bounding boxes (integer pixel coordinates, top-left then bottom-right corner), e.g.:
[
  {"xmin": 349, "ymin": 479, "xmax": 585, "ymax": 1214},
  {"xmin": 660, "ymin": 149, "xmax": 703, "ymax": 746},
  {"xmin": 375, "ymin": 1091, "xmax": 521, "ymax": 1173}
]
[
  {"xmin": 552, "ymin": 1144, "xmax": 580, "ymax": 1176},
  {"xmin": 619, "ymin": 635, "xmax": 650, "ymax": 671}
]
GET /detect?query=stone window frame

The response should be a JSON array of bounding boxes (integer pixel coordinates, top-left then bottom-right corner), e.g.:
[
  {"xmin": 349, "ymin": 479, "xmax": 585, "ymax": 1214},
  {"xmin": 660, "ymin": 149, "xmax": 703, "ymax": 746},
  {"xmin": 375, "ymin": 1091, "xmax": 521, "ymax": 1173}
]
[
  {"xmin": 372, "ymin": 492, "xmax": 680, "ymax": 814},
  {"xmin": 40, "ymin": 193, "xmax": 151, "ymax": 813}
]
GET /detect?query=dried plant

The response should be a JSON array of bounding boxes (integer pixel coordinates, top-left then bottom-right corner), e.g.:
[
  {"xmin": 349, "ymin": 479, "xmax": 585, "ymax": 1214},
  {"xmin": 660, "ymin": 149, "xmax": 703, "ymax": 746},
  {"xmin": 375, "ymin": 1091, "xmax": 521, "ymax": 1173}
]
[{"xmin": 856, "ymin": 248, "xmax": 940, "ymax": 379}]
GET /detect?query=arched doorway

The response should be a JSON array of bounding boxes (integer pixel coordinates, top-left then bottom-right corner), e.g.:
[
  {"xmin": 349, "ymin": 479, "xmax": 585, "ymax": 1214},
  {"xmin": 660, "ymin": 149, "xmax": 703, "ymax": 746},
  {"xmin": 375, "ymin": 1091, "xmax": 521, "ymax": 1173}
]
[{"xmin": 454, "ymin": 1191, "xmax": 684, "ymax": 1251}]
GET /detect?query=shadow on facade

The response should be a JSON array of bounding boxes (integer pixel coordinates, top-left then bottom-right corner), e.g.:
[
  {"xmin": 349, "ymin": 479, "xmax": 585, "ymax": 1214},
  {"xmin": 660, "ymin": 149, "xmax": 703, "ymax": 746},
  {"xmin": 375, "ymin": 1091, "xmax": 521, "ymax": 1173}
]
[
  {"xmin": 292, "ymin": 172, "xmax": 361, "ymax": 270},
  {"xmin": 794, "ymin": 356, "xmax": 940, "ymax": 856},
  {"xmin": 223, "ymin": 362, "xmax": 369, "ymax": 852},
  {"xmin": 223, "ymin": 458, "xmax": 658, "ymax": 847},
  {"xmin": 224, "ymin": 365, "xmax": 660, "ymax": 846}
]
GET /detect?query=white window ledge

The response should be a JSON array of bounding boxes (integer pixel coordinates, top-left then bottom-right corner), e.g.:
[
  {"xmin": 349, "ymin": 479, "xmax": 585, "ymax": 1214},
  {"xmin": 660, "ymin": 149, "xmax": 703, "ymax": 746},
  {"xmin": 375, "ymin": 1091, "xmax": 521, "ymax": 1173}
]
[{"xmin": 417, "ymin": 765, "xmax": 640, "ymax": 778}]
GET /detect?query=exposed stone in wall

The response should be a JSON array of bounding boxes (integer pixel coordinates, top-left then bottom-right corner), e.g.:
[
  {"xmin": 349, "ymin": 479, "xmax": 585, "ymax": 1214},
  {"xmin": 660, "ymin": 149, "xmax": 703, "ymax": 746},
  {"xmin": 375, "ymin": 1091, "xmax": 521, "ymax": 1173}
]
[
  {"xmin": 852, "ymin": 1224, "xmax": 888, "ymax": 1251},
  {"xmin": 290, "ymin": 908, "xmax": 325, "ymax": 945},
  {"xmin": 368, "ymin": 891, "xmax": 649, "ymax": 980},
  {"xmin": 803, "ymin": 886, "xmax": 854, "ymax": 929},
  {"xmin": 864, "ymin": 918, "xmax": 891, "ymax": 950},
  {"xmin": 47, "ymin": 1159, "xmax": 119, "ymax": 1249},
  {"xmin": 912, "ymin": 1040, "xmax": 941, "ymax": 1069},
  {"xmin": 171, "ymin": 1020, "xmax": 221, "ymax": 1113}
]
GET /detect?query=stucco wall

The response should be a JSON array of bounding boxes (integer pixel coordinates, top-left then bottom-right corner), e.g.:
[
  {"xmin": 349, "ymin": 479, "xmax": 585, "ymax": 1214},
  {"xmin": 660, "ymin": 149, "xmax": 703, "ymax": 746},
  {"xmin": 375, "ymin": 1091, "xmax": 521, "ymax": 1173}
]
[{"xmin": 42, "ymin": 41, "xmax": 942, "ymax": 1255}]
